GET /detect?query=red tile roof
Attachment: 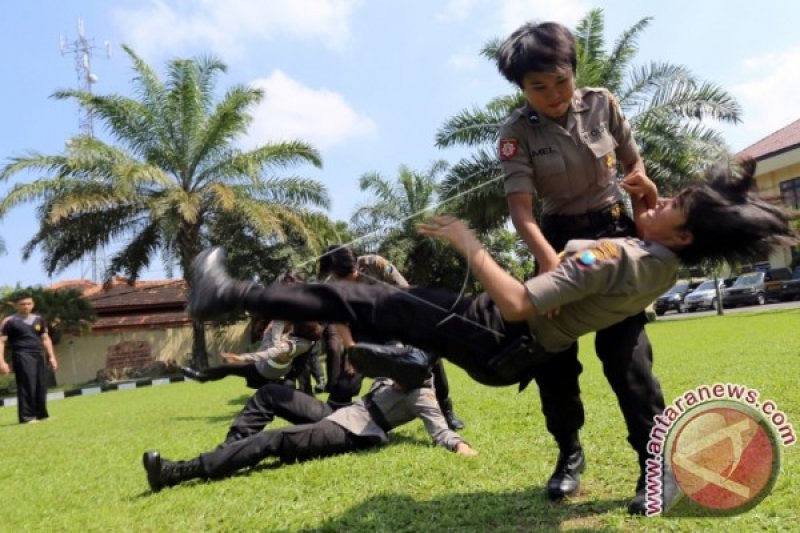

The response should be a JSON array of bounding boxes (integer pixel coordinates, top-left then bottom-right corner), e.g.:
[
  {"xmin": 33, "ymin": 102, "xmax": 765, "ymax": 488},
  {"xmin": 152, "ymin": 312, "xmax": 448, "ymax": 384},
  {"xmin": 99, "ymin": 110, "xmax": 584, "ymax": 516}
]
[
  {"xmin": 48, "ymin": 278, "xmax": 189, "ymax": 331},
  {"xmin": 737, "ymin": 118, "xmax": 800, "ymax": 160}
]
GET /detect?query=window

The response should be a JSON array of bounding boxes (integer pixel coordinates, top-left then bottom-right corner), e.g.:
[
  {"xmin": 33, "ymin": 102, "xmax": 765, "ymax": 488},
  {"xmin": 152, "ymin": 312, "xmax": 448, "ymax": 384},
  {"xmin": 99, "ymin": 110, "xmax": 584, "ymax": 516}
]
[{"xmin": 780, "ymin": 177, "xmax": 800, "ymax": 209}]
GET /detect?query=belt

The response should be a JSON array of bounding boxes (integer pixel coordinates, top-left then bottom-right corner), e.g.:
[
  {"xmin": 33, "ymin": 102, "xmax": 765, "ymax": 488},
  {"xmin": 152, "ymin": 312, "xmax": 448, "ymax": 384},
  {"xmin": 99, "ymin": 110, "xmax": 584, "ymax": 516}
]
[
  {"xmin": 363, "ymin": 395, "xmax": 392, "ymax": 433},
  {"xmin": 542, "ymin": 202, "xmax": 626, "ymax": 232}
]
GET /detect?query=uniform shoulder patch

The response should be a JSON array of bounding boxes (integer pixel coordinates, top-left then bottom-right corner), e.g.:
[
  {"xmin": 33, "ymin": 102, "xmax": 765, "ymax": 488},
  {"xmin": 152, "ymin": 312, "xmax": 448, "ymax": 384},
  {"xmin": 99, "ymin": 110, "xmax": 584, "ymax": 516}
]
[
  {"xmin": 499, "ymin": 138, "xmax": 519, "ymax": 160},
  {"xmin": 574, "ymin": 241, "xmax": 621, "ymax": 268}
]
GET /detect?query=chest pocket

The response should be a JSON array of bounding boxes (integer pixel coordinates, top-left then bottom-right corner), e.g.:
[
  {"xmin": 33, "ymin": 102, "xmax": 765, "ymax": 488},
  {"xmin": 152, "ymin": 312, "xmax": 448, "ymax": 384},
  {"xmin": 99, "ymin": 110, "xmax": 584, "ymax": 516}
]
[
  {"xmin": 585, "ymin": 128, "xmax": 618, "ymax": 186},
  {"xmin": 530, "ymin": 147, "xmax": 567, "ymax": 200}
]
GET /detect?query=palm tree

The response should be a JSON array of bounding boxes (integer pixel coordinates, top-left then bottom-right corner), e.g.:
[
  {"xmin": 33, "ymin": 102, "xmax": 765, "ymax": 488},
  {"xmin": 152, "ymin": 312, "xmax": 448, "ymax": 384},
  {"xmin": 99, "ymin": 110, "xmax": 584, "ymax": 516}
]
[
  {"xmin": 350, "ymin": 161, "xmax": 448, "ymax": 284},
  {"xmin": 0, "ymin": 46, "xmax": 329, "ymax": 368},
  {"xmin": 436, "ymin": 8, "xmax": 741, "ymax": 231}
]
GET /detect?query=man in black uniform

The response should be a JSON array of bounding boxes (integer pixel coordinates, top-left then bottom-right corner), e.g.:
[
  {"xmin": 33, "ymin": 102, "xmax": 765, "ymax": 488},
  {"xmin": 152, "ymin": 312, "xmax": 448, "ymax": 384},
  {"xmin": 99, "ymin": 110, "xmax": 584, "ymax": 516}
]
[{"xmin": 0, "ymin": 291, "xmax": 59, "ymax": 424}]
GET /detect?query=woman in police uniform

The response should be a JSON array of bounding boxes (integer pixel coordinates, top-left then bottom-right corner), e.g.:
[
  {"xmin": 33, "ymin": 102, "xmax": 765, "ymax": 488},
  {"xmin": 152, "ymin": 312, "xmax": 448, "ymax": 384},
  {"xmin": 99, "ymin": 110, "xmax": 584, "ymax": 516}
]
[{"xmin": 496, "ymin": 21, "xmax": 662, "ymax": 514}]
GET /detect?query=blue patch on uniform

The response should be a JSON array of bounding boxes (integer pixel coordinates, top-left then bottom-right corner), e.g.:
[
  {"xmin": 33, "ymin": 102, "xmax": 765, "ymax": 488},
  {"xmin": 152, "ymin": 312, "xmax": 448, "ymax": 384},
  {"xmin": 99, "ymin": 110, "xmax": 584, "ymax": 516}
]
[{"xmin": 577, "ymin": 251, "xmax": 597, "ymax": 266}]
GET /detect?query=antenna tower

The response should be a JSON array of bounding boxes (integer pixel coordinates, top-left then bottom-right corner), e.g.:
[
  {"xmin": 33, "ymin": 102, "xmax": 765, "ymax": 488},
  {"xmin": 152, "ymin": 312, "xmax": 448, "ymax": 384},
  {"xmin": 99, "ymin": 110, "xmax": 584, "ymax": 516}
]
[{"xmin": 59, "ymin": 18, "xmax": 111, "ymax": 281}]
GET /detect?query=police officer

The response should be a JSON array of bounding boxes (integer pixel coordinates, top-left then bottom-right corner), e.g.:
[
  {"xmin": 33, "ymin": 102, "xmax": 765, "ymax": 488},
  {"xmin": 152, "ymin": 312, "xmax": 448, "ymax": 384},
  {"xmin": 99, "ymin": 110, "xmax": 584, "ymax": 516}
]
[
  {"xmin": 142, "ymin": 376, "xmax": 476, "ymax": 491},
  {"xmin": 495, "ymin": 21, "xmax": 663, "ymax": 514},
  {"xmin": 320, "ymin": 245, "xmax": 466, "ymax": 431}
]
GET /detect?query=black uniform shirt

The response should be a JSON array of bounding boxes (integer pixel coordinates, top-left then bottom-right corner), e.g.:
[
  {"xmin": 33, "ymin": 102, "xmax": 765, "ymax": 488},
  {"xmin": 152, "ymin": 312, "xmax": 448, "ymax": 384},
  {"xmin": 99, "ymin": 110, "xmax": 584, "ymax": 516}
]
[{"xmin": 1, "ymin": 314, "xmax": 47, "ymax": 354}]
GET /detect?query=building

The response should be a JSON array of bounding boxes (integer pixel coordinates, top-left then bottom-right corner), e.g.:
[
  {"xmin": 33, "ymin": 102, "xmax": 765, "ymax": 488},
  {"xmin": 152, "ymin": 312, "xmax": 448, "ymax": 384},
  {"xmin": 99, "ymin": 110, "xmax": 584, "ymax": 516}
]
[
  {"xmin": 48, "ymin": 278, "xmax": 249, "ymax": 386},
  {"xmin": 737, "ymin": 117, "xmax": 800, "ymax": 269}
]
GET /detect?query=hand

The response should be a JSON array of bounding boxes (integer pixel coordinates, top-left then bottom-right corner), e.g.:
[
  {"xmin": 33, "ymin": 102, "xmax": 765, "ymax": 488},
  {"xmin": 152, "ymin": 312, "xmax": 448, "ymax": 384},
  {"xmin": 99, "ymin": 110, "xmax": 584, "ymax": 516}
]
[
  {"xmin": 0, "ymin": 362, "xmax": 10, "ymax": 375},
  {"xmin": 49, "ymin": 357, "xmax": 58, "ymax": 371},
  {"xmin": 455, "ymin": 442, "xmax": 478, "ymax": 457},
  {"xmin": 620, "ymin": 169, "xmax": 657, "ymax": 209},
  {"xmin": 417, "ymin": 216, "xmax": 481, "ymax": 255},
  {"xmin": 221, "ymin": 352, "xmax": 245, "ymax": 364}
]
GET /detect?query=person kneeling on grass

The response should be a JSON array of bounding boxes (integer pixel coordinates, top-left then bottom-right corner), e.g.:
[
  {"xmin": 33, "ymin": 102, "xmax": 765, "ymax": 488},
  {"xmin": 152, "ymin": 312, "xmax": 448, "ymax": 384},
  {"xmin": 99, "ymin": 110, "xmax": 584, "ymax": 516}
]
[
  {"xmin": 183, "ymin": 158, "xmax": 796, "ymax": 510},
  {"xmin": 142, "ymin": 374, "xmax": 476, "ymax": 491}
]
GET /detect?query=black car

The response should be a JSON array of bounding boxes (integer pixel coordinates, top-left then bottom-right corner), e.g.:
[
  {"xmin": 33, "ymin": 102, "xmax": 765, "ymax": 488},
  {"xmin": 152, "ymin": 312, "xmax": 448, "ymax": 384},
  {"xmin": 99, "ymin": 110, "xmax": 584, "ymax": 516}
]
[
  {"xmin": 654, "ymin": 281, "xmax": 701, "ymax": 316},
  {"xmin": 722, "ymin": 268, "xmax": 789, "ymax": 307},
  {"xmin": 780, "ymin": 266, "xmax": 800, "ymax": 301}
]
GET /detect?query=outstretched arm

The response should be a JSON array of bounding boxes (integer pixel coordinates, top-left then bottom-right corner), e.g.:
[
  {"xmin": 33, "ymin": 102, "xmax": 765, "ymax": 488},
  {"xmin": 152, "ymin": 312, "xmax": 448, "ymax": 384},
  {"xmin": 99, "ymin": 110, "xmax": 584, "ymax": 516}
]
[{"xmin": 418, "ymin": 216, "xmax": 537, "ymax": 321}]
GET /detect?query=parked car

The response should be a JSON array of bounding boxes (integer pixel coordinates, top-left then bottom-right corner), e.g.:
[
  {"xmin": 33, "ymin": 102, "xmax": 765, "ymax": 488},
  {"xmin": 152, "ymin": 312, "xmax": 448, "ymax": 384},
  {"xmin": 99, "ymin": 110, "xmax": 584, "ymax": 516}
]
[
  {"xmin": 780, "ymin": 266, "xmax": 800, "ymax": 301},
  {"xmin": 682, "ymin": 278, "xmax": 735, "ymax": 312},
  {"xmin": 763, "ymin": 267, "xmax": 792, "ymax": 302},
  {"xmin": 654, "ymin": 281, "xmax": 702, "ymax": 316},
  {"xmin": 722, "ymin": 268, "xmax": 790, "ymax": 308}
]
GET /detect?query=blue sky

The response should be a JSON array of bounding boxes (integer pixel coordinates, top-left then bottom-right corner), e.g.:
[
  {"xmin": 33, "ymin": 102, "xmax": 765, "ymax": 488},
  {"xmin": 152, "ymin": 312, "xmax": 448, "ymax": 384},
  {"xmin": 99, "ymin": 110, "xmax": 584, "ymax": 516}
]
[{"xmin": 2, "ymin": 0, "xmax": 799, "ymax": 287}]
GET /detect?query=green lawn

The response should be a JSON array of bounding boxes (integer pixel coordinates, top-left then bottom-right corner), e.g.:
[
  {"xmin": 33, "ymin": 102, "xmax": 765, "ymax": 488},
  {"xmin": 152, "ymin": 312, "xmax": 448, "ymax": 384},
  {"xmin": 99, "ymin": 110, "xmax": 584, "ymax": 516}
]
[{"xmin": 2, "ymin": 309, "xmax": 797, "ymax": 532}]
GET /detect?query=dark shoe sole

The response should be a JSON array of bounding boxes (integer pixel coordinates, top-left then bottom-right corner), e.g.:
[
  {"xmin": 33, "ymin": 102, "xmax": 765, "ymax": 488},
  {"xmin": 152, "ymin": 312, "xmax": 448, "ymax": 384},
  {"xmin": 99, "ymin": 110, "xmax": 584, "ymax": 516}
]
[{"xmin": 143, "ymin": 450, "xmax": 164, "ymax": 492}]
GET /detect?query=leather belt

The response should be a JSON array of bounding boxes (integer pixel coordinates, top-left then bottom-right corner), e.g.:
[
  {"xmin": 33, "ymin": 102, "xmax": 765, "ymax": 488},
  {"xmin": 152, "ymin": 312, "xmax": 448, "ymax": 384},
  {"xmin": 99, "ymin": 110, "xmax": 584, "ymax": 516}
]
[{"xmin": 542, "ymin": 202, "xmax": 626, "ymax": 232}]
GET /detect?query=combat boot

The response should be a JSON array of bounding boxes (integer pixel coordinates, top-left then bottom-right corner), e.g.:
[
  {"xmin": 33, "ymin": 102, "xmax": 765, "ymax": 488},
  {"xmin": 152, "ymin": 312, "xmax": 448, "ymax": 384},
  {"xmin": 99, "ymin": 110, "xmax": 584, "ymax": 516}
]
[
  {"xmin": 439, "ymin": 398, "xmax": 465, "ymax": 430},
  {"xmin": 186, "ymin": 248, "xmax": 255, "ymax": 320},
  {"xmin": 143, "ymin": 450, "xmax": 205, "ymax": 492},
  {"xmin": 180, "ymin": 366, "xmax": 210, "ymax": 383},
  {"xmin": 546, "ymin": 448, "xmax": 585, "ymax": 500},
  {"xmin": 628, "ymin": 454, "xmax": 649, "ymax": 515}
]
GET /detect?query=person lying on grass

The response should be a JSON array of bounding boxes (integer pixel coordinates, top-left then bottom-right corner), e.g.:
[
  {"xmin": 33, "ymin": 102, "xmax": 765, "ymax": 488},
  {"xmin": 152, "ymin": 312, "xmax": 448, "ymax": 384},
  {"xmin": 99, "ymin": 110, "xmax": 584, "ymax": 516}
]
[
  {"xmin": 142, "ymin": 375, "xmax": 476, "ymax": 491},
  {"xmin": 185, "ymin": 157, "xmax": 796, "ymax": 392}
]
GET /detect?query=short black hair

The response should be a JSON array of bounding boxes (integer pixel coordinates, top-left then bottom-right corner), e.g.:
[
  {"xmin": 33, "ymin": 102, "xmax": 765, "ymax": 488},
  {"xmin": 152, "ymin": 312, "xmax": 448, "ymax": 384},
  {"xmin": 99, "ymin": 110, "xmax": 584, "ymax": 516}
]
[
  {"xmin": 496, "ymin": 21, "xmax": 577, "ymax": 87},
  {"xmin": 319, "ymin": 244, "xmax": 357, "ymax": 278},
  {"xmin": 10, "ymin": 289, "xmax": 33, "ymax": 303},
  {"xmin": 676, "ymin": 157, "xmax": 797, "ymax": 266}
]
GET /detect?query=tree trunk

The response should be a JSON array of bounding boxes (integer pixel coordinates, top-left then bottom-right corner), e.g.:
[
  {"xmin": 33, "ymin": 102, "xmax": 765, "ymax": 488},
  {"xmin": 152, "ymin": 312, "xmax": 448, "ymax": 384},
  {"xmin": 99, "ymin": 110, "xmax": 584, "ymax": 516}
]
[{"xmin": 190, "ymin": 318, "xmax": 209, "ymax": 369}]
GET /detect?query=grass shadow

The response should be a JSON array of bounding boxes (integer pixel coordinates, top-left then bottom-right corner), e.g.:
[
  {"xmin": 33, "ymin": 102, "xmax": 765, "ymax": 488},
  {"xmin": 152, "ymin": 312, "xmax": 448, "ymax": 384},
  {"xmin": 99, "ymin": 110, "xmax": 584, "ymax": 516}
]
[{"xmin": 284, "ymin": 488, "xmax": 630, "ymax": 532}]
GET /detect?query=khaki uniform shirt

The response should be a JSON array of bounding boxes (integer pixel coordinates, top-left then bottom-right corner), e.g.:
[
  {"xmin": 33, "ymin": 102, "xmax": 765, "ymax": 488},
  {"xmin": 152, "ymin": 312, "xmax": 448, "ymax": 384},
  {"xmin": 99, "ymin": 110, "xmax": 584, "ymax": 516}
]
[
  {"xmin": 356, "ymin": 255, "xmax": 409, "ymax": 287},
  {"xmin": 326, "ymin": 378, "xmax": 465, "ymax": 450},
  {"xmin": 524, "ymin": 238, "xmax": 679, "ymax": 352},
  {"xmin": 498, "ymin": 87, "xmax": 640, "ymax": 215}
]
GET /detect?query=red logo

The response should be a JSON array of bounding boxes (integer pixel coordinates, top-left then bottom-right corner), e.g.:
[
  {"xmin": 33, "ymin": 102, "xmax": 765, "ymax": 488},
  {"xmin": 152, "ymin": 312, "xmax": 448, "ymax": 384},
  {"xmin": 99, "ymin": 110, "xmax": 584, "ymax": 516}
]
[{"xmin": 499, "ymin": 138, "xmax": 519, "ymax": 160}]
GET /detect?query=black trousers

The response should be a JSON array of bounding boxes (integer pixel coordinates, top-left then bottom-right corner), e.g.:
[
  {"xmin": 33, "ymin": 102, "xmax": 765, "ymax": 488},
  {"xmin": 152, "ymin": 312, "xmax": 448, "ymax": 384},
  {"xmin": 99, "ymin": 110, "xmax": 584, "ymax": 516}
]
[
  {"xmin": 12, "ymin": 351, "xmax": 49, "ymax": 423},
  {"xmin": 538, "ymin": 214, "xmax": 666, "ymax": 455},
  {"xmin": 200, "ymin": 385, "xmax": 373, "ymax": 477},
  {"xmin": 242, "ymin": 283, "xmax": 532, "ymax": 387},
  {"xmin": 322, "ymin": 325, "xmax": 344, "ymax": 392},
  {"xmin": 201, "ymin": 363, "xmax": 293, "ymax": 390}
]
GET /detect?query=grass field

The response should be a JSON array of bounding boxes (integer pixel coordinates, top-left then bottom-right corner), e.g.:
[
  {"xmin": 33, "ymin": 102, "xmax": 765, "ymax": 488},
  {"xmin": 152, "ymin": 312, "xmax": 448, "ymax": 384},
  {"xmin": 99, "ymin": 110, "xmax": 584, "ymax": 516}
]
[{"xmin": 2, "ymin": 309, "xmax": 798, "ymax": 532}]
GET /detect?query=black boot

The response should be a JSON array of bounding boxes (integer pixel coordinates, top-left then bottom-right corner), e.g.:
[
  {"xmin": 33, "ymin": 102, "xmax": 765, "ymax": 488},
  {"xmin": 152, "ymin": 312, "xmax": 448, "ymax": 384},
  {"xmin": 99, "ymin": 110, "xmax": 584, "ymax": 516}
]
[
  {"xmin": 186, "ymin": 248, "xmax": 255, "ymax": 320},
  {"xmin": 547, "ymin": 448, "xmax": 586, "ymax": 500},
  {"xmin": 180, "ymin": 366, "xmax": 209, "ymax": 383},
  {"xmin": 143, "ymin": 450, "xmax": 205, "ymax": 492},
  {"xmin": 347, "ymin": 343, "xmax": 433, "ymax": 390},
  {"xmin": 628, "ymin": 455, "xmax": 649, "ymax": 515},
  {"xmin": 439, "ymin": 398, "xmax": 465, "ymax": 430}
]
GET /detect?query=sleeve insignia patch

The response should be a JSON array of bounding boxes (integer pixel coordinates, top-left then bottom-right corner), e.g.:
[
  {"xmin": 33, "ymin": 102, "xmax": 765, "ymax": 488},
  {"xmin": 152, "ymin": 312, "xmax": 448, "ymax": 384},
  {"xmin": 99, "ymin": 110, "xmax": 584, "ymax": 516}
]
[
  {"xmin": 499, "ymin": 138, "xmax": 519, "ymax": 160},
  {"xmin": 575, "ymin": 241, "xmax": 621, "ymax": 268}
]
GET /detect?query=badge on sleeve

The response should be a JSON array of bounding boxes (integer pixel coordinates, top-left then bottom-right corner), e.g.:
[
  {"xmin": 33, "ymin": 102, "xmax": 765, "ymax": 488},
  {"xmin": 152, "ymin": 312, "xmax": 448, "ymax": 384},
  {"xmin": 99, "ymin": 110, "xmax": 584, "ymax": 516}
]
[
  {"xmin": 574, "ymin": 241, "xmax": 620, "ymax": 269},
  {"xmin": 499, "ymin": 138, "xmax": 519, "ymax": 160},
  {"xmin": 577, "ymin": 251, "xmax": 597, "ymax": 266}
]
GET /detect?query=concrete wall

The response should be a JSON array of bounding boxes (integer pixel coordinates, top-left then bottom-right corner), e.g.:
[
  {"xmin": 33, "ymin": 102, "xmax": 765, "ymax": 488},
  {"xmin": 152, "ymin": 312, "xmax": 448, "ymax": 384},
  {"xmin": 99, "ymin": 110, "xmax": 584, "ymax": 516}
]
[
  {"xmin": 55, "ymin": 321, "xmax": 251, "ymax": 386},
  {"xmin": 754, "ymin": 150, "xmax": 800, "ymax": 269}
]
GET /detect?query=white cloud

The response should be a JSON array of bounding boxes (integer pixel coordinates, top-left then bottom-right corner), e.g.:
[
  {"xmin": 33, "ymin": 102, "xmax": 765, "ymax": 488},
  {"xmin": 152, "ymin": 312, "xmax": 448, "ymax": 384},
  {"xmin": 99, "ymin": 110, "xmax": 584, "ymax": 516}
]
[
  {"xmin": 497, "ymin": 0, "xmax": 589, "ymax": 36},
  {"xmin": 729, "ymin": 46, "xmax": 800, "ymax": 147},
  {"xmin": 243, "ymin": 70, "xmax": 376, "ymax": 151},
  {"xmin": 113, "ymin": 0, "xmax": 359, "ymax": 59}
]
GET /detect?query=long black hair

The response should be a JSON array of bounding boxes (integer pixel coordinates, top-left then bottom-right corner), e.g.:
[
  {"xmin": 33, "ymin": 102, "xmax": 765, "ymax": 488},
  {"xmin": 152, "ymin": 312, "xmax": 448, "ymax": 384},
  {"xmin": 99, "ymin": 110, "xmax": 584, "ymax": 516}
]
[{"xmin": 676, "ymin": 157, "xmax": 797, "ymax": 266}]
